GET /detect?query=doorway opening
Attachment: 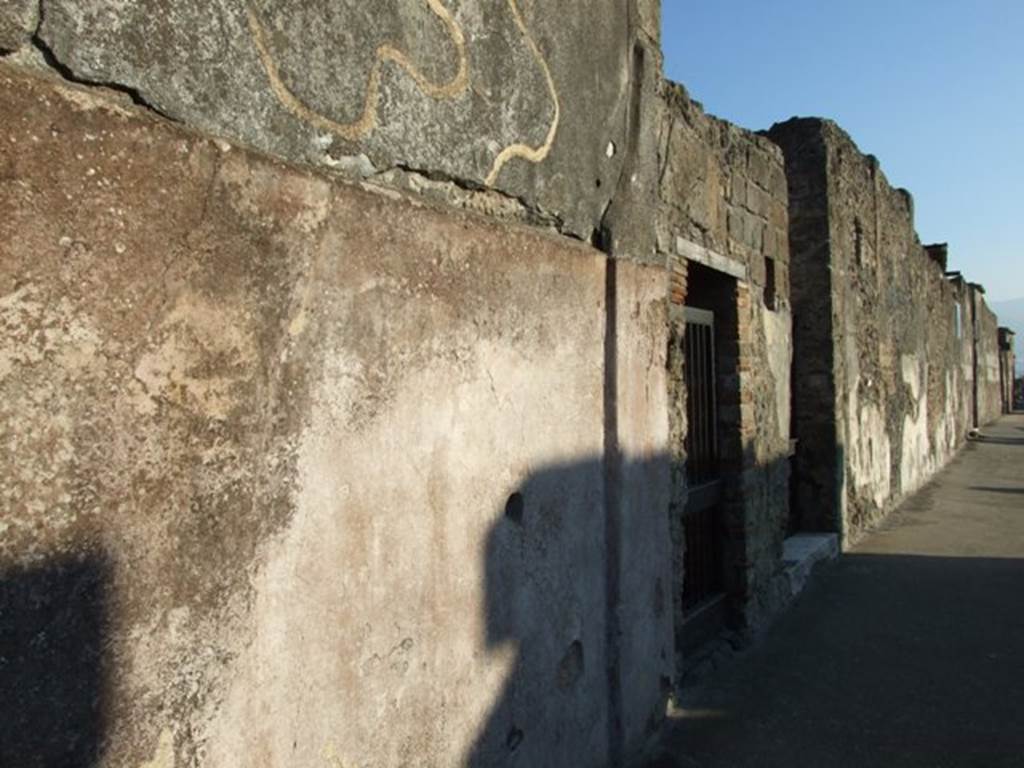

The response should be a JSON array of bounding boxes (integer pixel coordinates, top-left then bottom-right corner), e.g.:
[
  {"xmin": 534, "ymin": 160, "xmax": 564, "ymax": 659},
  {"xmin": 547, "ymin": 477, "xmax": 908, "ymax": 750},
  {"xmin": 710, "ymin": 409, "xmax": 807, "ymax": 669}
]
[{"xmin": 676, "ymin": 262, "xmax": 742, "ymax": 657}]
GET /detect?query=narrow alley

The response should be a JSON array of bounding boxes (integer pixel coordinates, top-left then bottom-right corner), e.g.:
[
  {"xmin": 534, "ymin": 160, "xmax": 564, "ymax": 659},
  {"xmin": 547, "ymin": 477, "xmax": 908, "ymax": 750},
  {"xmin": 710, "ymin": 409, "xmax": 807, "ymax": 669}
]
[{"xmin": 656, "ymin": 415, "xmax": 1024, "ymax": 768}]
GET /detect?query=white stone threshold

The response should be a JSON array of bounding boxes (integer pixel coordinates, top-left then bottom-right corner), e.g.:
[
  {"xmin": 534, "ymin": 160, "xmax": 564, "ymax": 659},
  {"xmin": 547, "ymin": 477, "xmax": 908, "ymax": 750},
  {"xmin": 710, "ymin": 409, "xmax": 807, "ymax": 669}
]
[{"xmin": 783, "ymin": 533, "xmax": 839, "ymax": 598}]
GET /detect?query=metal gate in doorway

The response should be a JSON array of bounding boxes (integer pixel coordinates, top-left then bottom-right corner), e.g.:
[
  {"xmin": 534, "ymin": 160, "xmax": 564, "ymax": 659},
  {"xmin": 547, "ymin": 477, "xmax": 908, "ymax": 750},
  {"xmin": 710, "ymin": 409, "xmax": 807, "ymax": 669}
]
[{"xmin": 681, "ymin": 307, "xmax": 726, "ymax": 624}]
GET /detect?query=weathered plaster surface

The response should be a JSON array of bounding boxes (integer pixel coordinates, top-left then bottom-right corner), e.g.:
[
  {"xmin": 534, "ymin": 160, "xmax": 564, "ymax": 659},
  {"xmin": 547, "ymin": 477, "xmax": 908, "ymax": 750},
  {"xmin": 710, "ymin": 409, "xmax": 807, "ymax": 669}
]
[
  {"xmin": 974, "ymin": 292, "xmax": 1002, "ymax": 426},
  {"xmin": 612, "ymin": 261, "xmax": 674, "ymax": 757},
  {"xmin": 0, "ymin": 65, "xmax": 671, "ymax": 767},
  {"xmin": 769, "ymin": 118, "xmax": 987, "ymax": 543},
  {"xmin": 764, "ymin": 307, "xmax": 792, "ymax": 440},
  {"xmin": 0, "ymin": 0, "xmax": 661, "ymax": 245}
]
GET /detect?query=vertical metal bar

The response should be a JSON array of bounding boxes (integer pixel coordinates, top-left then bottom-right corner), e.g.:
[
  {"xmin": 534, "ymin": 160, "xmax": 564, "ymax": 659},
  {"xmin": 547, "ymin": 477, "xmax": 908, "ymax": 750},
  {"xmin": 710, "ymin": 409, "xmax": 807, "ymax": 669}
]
[
  {"xmin": 709, "ymin": 317, "xmax": 718, "ymax": 467},
  {"xmin": 703, "ymin": 324, "xmax": 712, "ymax": 477},
  {"xmin": 696, "ymin": 323, "xmax": 704, "ymax": 481},
  {"xmin": 685, "ymin": 326, "xmax": 693, "ymax": 479},
  {"xmin": 682, "ymin": 306, "xmax": 727, "ymax": 611},
  {"xmin": 696, "ymin": 327, "xmax": 704, "ymax": 483},
  {"xmin": 690, "ymin": 324, "xmax": 698, "ymax": 480},
  {"xmin": 692, "ymin": 324, "xmax": 701, "ymax": 482},
  {"xmin": 687, "ymin": 321, "xmax": 695, "ymax": 482}
]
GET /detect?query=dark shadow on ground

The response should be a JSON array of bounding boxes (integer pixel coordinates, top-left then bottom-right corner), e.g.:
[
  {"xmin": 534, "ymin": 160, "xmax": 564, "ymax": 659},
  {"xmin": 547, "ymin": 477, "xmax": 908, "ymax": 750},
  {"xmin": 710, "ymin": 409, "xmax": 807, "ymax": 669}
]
[
  {"xmin": 0, "ymin": 555, "xmax": 110, "ymax": 767},
  {"xmin": 970, "ymin": 435, "xmax": 1024, "ymax": 446},
  {"xmin": 648, "ymin": 553, "xmax": 1024, "ymax": 768},
  {"xmin": 968, "ymin": 486, "xmax": 1024, "ymax": 494}
]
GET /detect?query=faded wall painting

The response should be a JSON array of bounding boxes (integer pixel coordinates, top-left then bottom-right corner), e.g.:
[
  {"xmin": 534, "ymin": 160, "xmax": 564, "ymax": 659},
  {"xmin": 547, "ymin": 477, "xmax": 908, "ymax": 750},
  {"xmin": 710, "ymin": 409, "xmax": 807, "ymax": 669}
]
[
  {"xmin": 36, "ymin": 0, "xmax": 642, "ymax": 237},
  {"xmin": 245, "ymin": 0, "xmax": 558, "ymax": 186}
]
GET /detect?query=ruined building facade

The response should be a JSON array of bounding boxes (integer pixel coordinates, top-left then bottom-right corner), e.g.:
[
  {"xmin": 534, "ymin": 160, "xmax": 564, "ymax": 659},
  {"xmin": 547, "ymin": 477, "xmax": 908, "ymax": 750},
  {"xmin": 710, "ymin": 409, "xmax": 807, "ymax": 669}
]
[
  {"xmin": 999, "ymin": 328, "xmax": 1017, "ymax": 414},
  {"xmin": 658, "ymin": 83, "xmax": 795, "ymax": 662},
  {"xmin": 767, "ymin": 120, "xmax": 1006, "ymax": 543},
  {"xmin": 0, "ymin": 2, "xmax": 1015, "ymax": 767}
]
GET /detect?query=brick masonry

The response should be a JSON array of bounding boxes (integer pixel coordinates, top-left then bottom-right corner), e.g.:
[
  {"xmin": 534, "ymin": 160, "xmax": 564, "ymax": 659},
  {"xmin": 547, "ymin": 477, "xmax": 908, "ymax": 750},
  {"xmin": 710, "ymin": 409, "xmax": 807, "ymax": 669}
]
[{"xmin": 659, "ymin": 82, "xmax": 794, "ymax": 656}]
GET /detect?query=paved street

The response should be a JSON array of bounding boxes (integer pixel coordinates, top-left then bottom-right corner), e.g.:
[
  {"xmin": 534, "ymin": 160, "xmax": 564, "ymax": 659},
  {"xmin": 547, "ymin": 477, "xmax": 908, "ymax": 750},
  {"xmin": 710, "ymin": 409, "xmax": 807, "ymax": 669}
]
[{"xmin": 654, "ymin": 414, "xmax": 1024, "ymax": 768}]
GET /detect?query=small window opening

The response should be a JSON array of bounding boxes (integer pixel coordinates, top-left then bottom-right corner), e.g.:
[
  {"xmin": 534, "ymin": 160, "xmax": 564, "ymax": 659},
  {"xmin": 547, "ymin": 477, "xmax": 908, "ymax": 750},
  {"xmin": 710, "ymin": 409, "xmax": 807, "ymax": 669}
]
[
  {"xmin": 854, "ymin": 219, "xmax": 865, "ymax": 265},
  {"xmin": 954, "ymin": 304, "xmax": 962, "ymax": 339},
  {"xmin": 764, "ymin": 256, "xmax": 777, "ymax": 310},
  {"xmin": 506, "ymin": 727, "xmax": 524, "ymax": 752}
]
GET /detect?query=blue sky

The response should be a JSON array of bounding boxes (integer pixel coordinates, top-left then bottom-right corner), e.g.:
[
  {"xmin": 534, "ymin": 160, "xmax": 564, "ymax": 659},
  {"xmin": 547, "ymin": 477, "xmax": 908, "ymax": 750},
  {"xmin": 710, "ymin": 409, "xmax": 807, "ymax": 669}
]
[{"xmin": 661, "ymin": 1, "xmax": 1023, "ymax": 302}]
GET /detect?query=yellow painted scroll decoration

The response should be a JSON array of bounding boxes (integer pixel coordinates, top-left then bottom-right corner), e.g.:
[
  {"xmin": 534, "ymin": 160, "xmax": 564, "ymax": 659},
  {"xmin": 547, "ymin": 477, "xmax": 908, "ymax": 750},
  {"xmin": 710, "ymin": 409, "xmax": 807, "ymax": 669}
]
[
  {"xmin": 247, "ymin": 0, "xmax": 560, "ymax": 185},
  {"xmin": 484, "ymin": 0, "xmax": 561, "ymax": 185},
  {"xmin": 247, "ymin": 0, "xmax": 469, "ymax": 142}
]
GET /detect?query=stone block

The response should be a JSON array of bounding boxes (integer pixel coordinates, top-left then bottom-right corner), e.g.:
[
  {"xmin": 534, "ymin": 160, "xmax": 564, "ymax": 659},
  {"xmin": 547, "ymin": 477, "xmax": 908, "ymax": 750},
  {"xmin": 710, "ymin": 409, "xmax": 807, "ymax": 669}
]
[
  {"xmin": 728, "ymin": 172, "xmax": 747, "ymax": 207},
  {"xmin": 783, "ymin": 534, "xmax": 839, "ymax": 597},
  {"xmin": 745, "ymin": 180, "xmax": 769, "ymax": 217},
  {"xmin": 34, "ymin": 0, "xmax": 648, "ymax": 240},
  {"xmin": 747, "ymin": 146, "xmax": 773, "ymax": 188},
  {"xmin": 0, "ymin": 0, "xmax": 37, "ymax": 51},
  {"xmin": 727, "ymin": 207, "xmax": 747, "ymax": 245},
  {"xmin": 768, "ymin": 161, "xmax": 788, "ymax": 200},
  {"xmin": 747, "ymin": 217, "xmax": 765, "ymax": 252}
]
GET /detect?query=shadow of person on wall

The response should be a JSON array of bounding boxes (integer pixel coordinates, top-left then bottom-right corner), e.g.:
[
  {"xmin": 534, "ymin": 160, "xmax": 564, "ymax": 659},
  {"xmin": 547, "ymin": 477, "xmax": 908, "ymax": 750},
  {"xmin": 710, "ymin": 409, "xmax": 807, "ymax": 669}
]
[
  {"xmin": 0, "ymin": 554, "xmax": 110, "ymax": 768},
  {"xmin": 467, "ymin": 458, "xmax": 609, "ymax": 768},
  {"xmin": 467, "ymin": 455, "xmax": 671, "ymax": 768}
]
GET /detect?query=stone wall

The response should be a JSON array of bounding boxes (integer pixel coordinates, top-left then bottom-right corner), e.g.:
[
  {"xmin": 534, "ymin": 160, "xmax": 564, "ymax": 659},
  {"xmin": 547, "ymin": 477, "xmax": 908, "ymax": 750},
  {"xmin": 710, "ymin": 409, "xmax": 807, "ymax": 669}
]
[
  {"xmin": 658, "ymin": 83, "xmax": 793, "ymax": 647},
  {"xmin": 974, "ymin": 289, "xmax": 1003, "ymax": 426},
  {"xmin": 999, "ymin": 328, "xmax": 1017, "ymax": 414},
  {"xmin": 769, "ymin": 118, "xmax": 979, "ymax": 543},
  {"xmin": 3, "ymin": 3, "xmax": 1020, "ymax": 762},
  {"xmin": 1, "ymin": 0, "xmax": 662, "ymax": 256},
  {"xmin": 0, "ymin": 66, "xmax": 672, "ymax": 768}
]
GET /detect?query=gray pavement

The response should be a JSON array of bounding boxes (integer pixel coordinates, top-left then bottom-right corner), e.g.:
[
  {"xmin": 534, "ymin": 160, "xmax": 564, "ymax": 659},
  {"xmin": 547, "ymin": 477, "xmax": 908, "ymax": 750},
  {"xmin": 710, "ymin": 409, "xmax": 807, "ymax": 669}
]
[{"xmin": 652, "ymin": 414, "xmax": 1024, "ymax": 768}]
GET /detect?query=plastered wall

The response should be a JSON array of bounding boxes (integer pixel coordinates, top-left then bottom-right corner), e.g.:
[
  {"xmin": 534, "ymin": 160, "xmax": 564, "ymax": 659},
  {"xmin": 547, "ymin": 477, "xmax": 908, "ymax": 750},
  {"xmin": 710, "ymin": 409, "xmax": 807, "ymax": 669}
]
[
  {"xmin": 0, "ymin": 66, "xmax": 672, "ymax": 768},
  {"xmin": 974, "ymin": 293, "xmax": 1002, "ymax": 426}
]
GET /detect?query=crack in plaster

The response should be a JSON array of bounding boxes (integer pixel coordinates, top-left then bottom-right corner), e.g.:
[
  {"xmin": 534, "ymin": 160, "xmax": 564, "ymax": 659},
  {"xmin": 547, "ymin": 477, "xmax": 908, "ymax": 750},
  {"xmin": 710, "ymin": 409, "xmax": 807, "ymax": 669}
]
[
  {"xmin": 28, "ymin": 0, "xmax": 176, "ymax": 120},
  {"xmin": 380, "ymin": 162, "xmax": 571, "ymax": 235}
]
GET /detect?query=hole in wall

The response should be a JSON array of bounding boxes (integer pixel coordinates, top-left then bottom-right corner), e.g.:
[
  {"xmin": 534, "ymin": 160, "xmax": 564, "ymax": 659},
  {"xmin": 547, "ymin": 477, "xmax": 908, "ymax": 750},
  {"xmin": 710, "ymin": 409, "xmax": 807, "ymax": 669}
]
[
  {"xmin": 505, "ymin": 726, "xmax": 524, "ymax": 752},
  {"xmin": 505, "ymin": 492, "xmax": 524, "ymax": 525},
  {"xmin": 557, "ymin": 640, "xmax": 585, "ymax": 690}
]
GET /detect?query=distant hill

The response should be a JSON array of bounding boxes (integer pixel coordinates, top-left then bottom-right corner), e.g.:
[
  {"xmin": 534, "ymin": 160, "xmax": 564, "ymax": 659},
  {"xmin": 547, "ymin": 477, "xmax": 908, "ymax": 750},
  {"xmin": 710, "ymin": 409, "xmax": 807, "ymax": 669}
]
[{"xmin": 991, "ymin": 298, "xmax": 1024, "ymax": 376}]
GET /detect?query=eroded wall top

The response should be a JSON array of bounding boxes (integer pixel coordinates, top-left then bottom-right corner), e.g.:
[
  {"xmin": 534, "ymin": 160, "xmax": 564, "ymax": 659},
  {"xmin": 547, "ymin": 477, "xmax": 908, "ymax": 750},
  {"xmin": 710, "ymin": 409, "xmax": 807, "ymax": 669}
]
[
  {"xmin": 1, "ymin": 0, "xmax": 660, "ymax": 247},
  {"xmin": 658, "ymin": 82, "xmax": 790, "ymax": 291},
  {"xmin": 769, "ymin": 116, "xmax": 986, "ymax": 538}
]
